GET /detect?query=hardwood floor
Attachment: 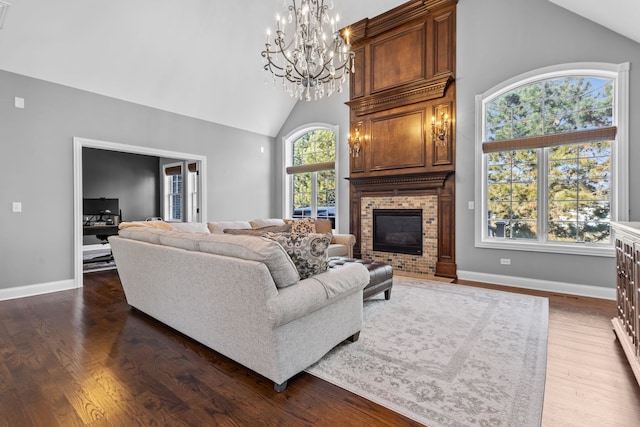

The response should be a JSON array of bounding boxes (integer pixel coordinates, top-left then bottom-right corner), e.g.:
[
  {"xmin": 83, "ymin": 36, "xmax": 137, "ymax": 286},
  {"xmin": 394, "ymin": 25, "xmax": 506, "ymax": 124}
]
[{"xmin": 0, "ymin": 271, "xmax": 638, "ymax": 426}]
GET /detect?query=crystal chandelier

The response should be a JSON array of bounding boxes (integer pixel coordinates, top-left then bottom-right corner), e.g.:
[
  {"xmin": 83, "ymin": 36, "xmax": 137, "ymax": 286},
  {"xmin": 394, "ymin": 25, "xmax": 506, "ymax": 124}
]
[{"xmin": 261, "ymin": 0, "xmax": 355, "ymax": 101}]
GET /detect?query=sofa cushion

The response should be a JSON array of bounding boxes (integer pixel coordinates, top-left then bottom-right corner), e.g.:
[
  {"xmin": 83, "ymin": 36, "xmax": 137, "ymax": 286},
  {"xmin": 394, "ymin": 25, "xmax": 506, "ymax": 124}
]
[
  {"xmin": 197, "ymin": 234, "xmax": 300, "ymax": 288},
  {"xmin": 118, "ymin": 220, "xmax": 175, "ymax": 231},
  {"xmin": 208, "ymin": 220, "xmax": 252, "ymax": 234},
  {"xmin": 263, "ymin": 232, "xmax": 331, "ymax": 279},
  {"xmin": 250, "ymin": 218, "xmax": 286, "ymax": 228},
  {"xmin": 118, "ymin": 227, "xmax": 168, "ymax": 244},
  {"xmin": 171, "ymin": 222, "xmax": 210, "ymax": 234},
  {"xmin": 327, "ymin": 244, "xmax": 349, "ymax": 258},
  {"xmin": 158, "ymin": 231, "xmax": 202, "ymax": 251},
  {"xmin": 223, "ymin": 224, "xmax": 291, "ymax": 236},
  {"xmin": 284, "ymin": 218, "xmax": 316, "ymax": 234}
]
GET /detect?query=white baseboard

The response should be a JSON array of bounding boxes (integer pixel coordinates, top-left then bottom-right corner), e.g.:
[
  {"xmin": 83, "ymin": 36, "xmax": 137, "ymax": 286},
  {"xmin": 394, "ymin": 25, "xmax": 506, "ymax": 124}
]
[
  {"xmin": 456, "ymin": 270, "xmax": 616, "ymax": 301},
  {"xmin": 0, "ymin": 279, "xmax": 78, "ymax": 302}
]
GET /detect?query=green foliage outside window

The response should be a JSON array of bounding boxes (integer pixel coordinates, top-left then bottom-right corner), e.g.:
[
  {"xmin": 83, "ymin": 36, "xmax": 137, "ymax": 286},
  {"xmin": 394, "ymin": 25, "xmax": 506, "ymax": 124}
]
[
  {"xmin": 485, "ymin": 76, "xmax": 613, "ymax": 243},
  {"xmin": 291, "ymin": 129, "xmax": 336, "ymax": 219}
]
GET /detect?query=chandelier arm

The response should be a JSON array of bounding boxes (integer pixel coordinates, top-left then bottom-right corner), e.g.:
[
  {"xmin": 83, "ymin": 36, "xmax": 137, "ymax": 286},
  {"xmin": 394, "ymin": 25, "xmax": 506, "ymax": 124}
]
[{"xmin": 262, "ymin": 0, "xmax": 353, "ymax": 99}]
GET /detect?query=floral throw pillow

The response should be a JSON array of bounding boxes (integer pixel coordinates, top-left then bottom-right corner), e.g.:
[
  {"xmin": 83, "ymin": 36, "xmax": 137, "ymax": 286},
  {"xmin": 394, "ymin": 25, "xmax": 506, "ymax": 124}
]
[
  {"xmin": 284, "ymin": 218, "xmax": 316, "ymax": 234},
  {"xmin": 263, "ymin": 232, "xmax": 330, "ymax": 279}
]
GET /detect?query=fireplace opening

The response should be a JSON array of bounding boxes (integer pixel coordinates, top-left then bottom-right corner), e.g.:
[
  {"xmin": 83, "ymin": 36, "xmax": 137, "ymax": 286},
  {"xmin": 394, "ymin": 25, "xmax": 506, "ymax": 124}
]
[{"xmin": 373, "ymin": 209, "xmax": 423, "ymax": 255}]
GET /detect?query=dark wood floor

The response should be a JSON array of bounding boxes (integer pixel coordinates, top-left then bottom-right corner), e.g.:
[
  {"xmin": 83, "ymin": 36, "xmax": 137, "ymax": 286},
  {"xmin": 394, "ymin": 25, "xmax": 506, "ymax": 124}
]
[{"xmin": 0, "ymin": 270, "xmax": 639, "ymax": 426}]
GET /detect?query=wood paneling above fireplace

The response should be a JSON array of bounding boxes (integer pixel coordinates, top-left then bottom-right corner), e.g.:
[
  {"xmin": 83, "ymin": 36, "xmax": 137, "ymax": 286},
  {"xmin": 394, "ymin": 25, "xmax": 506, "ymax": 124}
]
[{"xmin": 346, "ymin": 0, "xmax": 457, "ymax": 278}]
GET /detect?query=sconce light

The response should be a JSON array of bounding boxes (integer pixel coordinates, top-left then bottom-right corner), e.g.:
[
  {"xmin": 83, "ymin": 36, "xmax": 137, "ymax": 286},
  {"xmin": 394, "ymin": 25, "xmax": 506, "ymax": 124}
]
[
  {"xmin": 348, "ymin": 127, "xmax": 361, "ymax": 158},
  {"xmin": 431, "ymin": 112, "xmax": 449, "ymax": 146}
]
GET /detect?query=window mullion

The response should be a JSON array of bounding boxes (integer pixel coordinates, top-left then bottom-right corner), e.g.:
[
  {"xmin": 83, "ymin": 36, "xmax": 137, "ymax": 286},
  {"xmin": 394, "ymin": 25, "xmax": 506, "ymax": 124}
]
[
  {"xmin": 539, "ymin": 147, "xmax": 548, "ymax": 244},
  {"xmin": 311, "ymin": 171, "xmax": 318, "ymax": 218}
]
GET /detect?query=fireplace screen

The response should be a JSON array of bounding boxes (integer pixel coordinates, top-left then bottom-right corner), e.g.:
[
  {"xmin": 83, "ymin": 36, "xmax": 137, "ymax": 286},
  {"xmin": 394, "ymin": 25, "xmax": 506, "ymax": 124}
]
[{"xmin": 373, "ymin": 209, "xmax": 423, "ymax": 255}]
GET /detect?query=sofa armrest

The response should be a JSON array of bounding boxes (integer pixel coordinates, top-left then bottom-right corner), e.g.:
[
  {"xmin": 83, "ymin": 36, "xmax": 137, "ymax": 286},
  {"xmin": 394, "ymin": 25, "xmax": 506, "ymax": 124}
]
[
  {"xmin": 331, "ymin": 233, "xmax": 356, "ymax": 258},
  {"xmin": 266, "ymin": 263, "xmax": 369, "ymax": 328}
]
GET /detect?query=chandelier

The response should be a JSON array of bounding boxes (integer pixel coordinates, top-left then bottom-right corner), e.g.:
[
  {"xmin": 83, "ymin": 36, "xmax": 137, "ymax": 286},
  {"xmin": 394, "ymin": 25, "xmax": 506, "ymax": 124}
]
[{"xmin": 261, "ymin": 0, "xmax": 355, "ymax": 101}]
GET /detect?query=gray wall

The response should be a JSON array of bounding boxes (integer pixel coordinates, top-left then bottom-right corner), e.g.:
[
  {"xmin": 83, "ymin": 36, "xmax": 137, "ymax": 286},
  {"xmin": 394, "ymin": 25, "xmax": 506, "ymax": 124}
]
[
  {"xmin": 275, "ymin": 90, "xmax": 351, "ymax": 233},
  {"xmin": 455, "ymin": 0, "xmax": 640, "ymax": 288},
  {"xmin": 0, "ymin": 70, "xmax": 274, "ymax": 289}
]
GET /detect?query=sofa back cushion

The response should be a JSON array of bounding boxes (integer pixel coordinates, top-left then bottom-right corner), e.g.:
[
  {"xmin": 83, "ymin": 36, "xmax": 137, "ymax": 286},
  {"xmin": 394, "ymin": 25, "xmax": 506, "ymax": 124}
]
[
  {"xmin": 223, "ymin": 224, "xmax": 291, "ymax": 236},
  {"xmin": 249, "ymin": 218, "xmax": 286, "ymax": 228},
  {"xmin": 171, "ymin": 222, "xmax": 210, "ymax": 234},
  {"xmin": 158, "ymin": 231, "xmax": 202, "ymax": 251},
  {"xmin": 198, "ymin": 234, "xmax": 300, "ymax": 288},
  {"xmin": 208, "ymin": 221, "xmax": 251, "ymax": 234},
  {"xmin": 314, "ymin": 219, "xmax": 333, "ymax": 235},
  {"xmin": 118, "ymin": 227, "xmax": 168, "ymax": 244}
]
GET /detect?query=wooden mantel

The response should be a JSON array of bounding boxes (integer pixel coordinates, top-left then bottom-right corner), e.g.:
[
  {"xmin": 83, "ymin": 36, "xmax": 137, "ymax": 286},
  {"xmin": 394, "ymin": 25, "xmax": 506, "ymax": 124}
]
[{"xmin": 345, "ymin": 0, "xmax": 457, "ymax": 278}]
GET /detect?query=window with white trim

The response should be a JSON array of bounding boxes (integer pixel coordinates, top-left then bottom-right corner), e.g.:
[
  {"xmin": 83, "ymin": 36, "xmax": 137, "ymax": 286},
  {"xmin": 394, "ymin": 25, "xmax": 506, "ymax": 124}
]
[
  {"xmin": 164, "ymin": 162, "xmax": 183, "ymax": 222},
  {"xmin": 476, "ymin": 63, "xmax": 628, "ymax": 255},
  {"xmin": 285, "ymin": 127, "xmax": 337, "ymax": 228}
]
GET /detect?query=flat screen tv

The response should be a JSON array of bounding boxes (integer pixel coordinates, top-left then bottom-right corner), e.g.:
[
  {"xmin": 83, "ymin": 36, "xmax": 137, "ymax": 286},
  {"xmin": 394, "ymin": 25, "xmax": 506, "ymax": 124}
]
[{"xmin": 83, "ymin": 198, "xmax": 119, "ymax": 217}]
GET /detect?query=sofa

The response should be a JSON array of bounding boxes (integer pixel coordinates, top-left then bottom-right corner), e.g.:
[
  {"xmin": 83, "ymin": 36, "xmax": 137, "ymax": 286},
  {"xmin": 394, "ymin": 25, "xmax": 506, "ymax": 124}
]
[
  {"xmin": 205, "ymin": 218, "xmax": 356, "ymax": 258},
  {"xmin": 109, "ymin": 223, "xmax": 369, "ymax": 392}
]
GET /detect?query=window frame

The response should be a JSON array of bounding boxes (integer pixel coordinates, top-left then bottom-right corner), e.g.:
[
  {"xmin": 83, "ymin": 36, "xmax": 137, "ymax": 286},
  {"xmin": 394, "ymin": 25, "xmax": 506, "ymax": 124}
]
[
  {"xmin": 163, "ymin": 161, "xmax": 184, "ymax": 222},
  {"xmin": 283, "ymin": 123, "xmax": 340, "ymax": 229},
  {"xmin": 474, "ymin": 62, "xmax": 629, "ymax": 257}
]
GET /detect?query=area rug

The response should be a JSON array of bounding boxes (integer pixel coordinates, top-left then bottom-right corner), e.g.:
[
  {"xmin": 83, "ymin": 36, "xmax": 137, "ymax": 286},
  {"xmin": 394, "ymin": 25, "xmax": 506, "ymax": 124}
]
[{"xmin": 306, "ymin": 276, "xmax": 548, "ymax": 427}]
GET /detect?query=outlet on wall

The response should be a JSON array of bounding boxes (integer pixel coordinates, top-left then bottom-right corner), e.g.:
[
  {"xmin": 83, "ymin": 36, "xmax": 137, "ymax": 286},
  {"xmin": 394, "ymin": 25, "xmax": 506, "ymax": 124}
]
[{"xmin": 500, "ymin": 258, "xmax": 511, "ymax": 265}]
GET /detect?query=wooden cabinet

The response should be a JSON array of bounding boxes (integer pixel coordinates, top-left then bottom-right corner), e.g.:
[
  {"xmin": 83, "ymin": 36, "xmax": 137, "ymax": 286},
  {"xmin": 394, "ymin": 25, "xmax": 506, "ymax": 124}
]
[{"xmin": 611, "ymin": 222, "xmax": 640, "ymax": 386}]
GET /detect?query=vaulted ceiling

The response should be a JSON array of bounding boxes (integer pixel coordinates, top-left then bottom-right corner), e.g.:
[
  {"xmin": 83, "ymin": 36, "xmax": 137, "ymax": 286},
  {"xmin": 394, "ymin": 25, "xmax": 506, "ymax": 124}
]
[{"xmin": 0, "ymin": 0, "xmax": 637, "ymax": 137}]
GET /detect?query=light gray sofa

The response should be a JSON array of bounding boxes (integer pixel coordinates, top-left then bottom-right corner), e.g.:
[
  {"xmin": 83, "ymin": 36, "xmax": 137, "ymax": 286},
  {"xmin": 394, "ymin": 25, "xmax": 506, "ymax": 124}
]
[
  {"xmin": 109, "ymin": 226, "xmax": 369, "ymax": 391},
  {"xmin": 207, "ymin": 218, "xmax": 356, "ymax": 258}
]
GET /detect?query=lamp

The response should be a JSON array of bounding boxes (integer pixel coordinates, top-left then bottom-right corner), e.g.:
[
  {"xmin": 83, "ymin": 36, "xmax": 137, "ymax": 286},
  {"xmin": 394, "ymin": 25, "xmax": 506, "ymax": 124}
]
[
  {"xmin": 431, "ymin": 112, "xmax": 449, "ymax": 146},
  {"xmin": 261, "ymin": 0, "xmax": 355, "ymax": 101},
  {"xmin": 348, "ymin": 127, "xmax": 361, "ymax": 158}
]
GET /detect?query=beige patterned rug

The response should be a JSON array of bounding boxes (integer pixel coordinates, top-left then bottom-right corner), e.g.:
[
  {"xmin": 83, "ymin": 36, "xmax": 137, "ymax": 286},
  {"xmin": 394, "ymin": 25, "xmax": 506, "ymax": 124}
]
[{"xmin": 306, "ymin": 276, "xmax": 548, "ymax": 427}]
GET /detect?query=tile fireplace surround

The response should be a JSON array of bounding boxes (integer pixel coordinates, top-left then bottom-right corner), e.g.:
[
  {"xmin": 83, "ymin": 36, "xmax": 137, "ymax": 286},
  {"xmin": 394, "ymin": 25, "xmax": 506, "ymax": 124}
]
[{"xmin": 361, "ymin": 195, "xmax": 438, "ymax": 275}]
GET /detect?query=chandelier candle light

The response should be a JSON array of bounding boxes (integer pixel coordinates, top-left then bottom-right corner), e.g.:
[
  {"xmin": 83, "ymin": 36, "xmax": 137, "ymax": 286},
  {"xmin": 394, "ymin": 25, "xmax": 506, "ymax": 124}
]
[{"xmin": 261, "ymin": 0, "xmax": 355, "ymax": 101}]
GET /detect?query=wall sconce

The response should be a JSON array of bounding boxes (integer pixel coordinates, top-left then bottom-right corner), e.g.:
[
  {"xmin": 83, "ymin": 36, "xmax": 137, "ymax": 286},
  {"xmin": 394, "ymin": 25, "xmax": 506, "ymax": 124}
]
[
  {"xmin": 431, "ymin": 112, "xmax": 449, "ymax": 146},
  {"xmin": 348, "ymin": 127, "xmax": 361, "ymax": 158}
]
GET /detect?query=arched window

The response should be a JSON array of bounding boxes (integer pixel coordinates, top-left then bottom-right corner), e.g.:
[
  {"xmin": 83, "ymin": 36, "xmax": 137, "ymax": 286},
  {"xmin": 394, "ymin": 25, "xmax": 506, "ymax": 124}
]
[
  {"xmin": 284, "ymin": 125, "xmax": 338, "ymax": 228},
  {"xmin": 475, "ymin": 63, "xmax": 629, "ymax": 256}
]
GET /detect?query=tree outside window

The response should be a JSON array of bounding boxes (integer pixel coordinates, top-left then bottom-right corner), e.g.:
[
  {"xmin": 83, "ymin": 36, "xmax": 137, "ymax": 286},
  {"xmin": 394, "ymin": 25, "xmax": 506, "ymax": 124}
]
[
  {"xmin": 288, "ymin": 128, "xmax": 337, "ymax": 227},
  {"xmin": 482, "ymin": 72, "xmax": 618, "ymax": 247}
]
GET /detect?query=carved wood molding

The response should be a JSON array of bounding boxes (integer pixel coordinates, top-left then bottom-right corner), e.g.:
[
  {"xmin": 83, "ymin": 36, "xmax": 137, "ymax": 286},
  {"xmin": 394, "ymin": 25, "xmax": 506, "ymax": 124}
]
[
  {"xmin": 346, "ymin": 74, "xmax": 453, "ymax": 116},
  {"xmin": 348, "ymin": 171, "xmax": 453, "ymax": 190},
  {"xmin": 349, "ymin": 0, "xmax": 458, "ymax": 42}
]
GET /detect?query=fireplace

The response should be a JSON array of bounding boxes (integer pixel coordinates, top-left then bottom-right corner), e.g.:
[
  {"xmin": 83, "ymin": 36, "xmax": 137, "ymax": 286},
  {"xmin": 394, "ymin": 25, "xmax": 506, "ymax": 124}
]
[{"xmin": 373, "ymin": 209, "xmax": 423, "ymax": 255}]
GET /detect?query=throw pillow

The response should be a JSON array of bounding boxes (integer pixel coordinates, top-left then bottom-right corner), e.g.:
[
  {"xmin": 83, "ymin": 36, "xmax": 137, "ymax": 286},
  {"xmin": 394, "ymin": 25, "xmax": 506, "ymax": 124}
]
[
  {"xmin": 314, "ymin": 219, "xmax": 333, "ymax": 235},
  {"xmin": 263, "ymin": 232, "xmax": 330, "ymax": 279},
  {"xmin": 284, "ymin": 218, "xmax": 316, "ymax": 234}
]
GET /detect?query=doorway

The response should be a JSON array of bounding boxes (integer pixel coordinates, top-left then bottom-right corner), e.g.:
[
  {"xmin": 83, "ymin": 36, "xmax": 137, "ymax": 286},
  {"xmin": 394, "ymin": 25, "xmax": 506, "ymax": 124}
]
[{"xmin": 73, "ymin": 137, "xmax": 207, "ymax": 288}]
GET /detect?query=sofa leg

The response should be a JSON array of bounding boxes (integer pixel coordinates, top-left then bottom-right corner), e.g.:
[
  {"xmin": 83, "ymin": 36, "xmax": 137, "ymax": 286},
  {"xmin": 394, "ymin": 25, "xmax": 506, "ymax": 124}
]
[
  {"xmin": 347, "ymin": 331, "xmax": 360, "ymax": 343},
  {"xmin": 274, "ymin": 380, "xmax": 288, "ymax": 392},
  {"xmin": 384, "ymin": 288, "xmax": 392, "ymax": 300}
]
